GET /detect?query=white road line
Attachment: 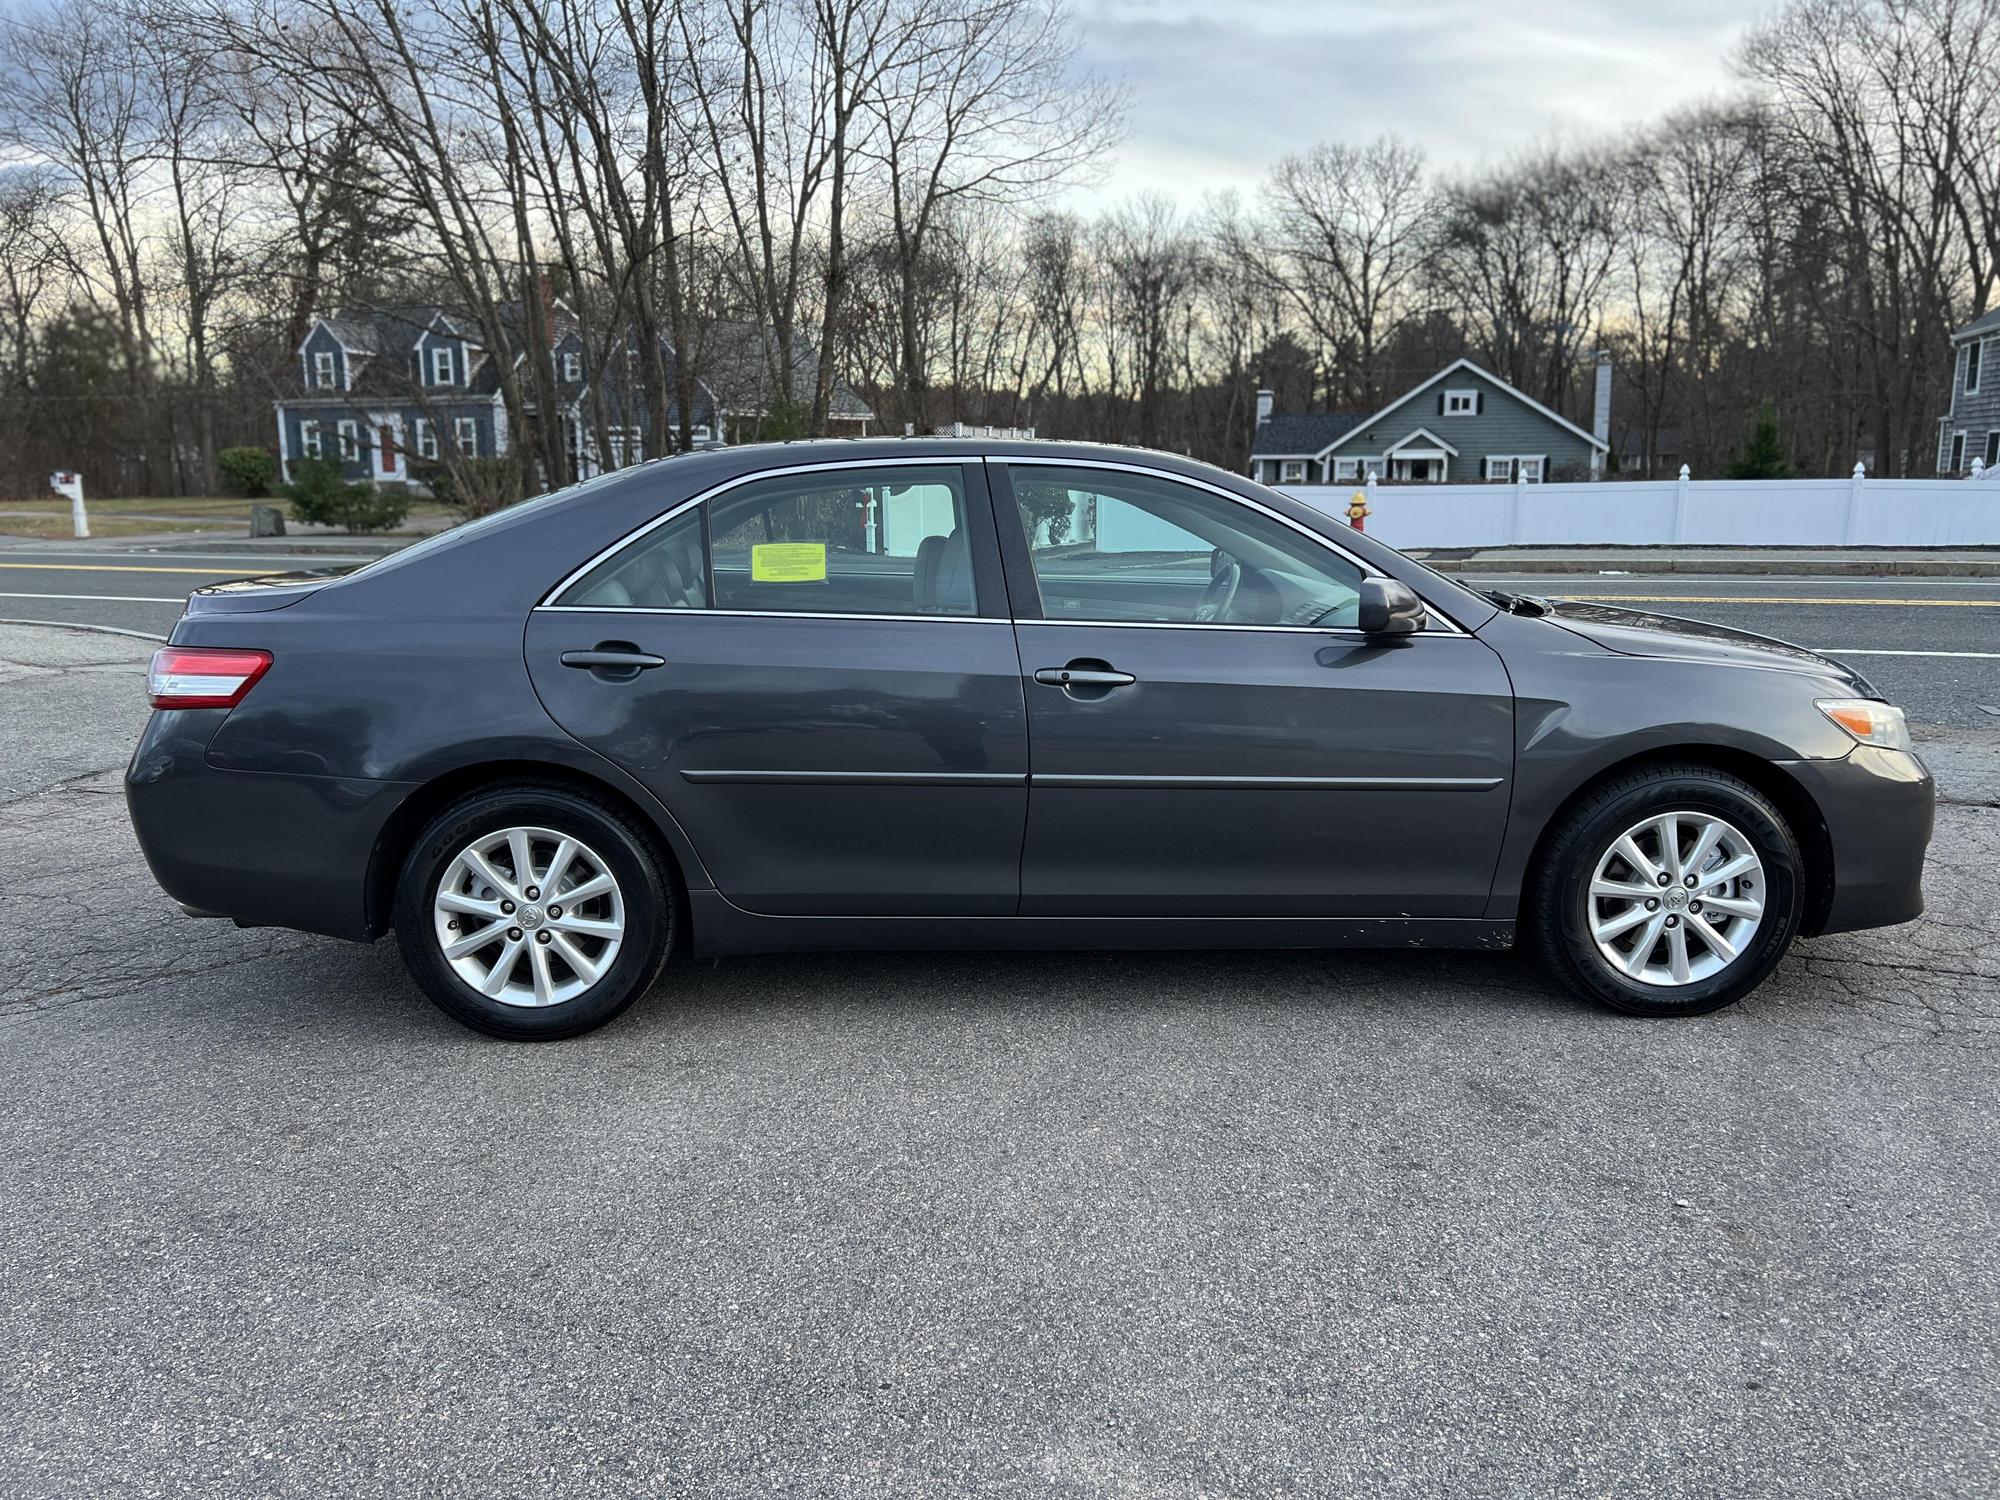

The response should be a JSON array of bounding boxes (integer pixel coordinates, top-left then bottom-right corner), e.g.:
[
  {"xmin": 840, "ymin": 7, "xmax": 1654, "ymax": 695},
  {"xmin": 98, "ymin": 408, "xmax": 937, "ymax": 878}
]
[
  {"xmin": 1495, "ymin": 578, "xmax": 2000, "ymax": 591},
  {"xmin": 0, "ymin": 591, "xmax": 183, "ymax": 603},
  {"xmin": 1811, "ymin": 648, "xmax": 2000, "ymax": 658}
]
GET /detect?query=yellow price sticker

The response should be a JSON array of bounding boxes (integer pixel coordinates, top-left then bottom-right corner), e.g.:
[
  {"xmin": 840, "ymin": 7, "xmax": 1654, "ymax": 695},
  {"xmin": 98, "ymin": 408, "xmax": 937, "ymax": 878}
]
[{"xmin": 750, "ymin": 542, "xmax": 828, "ymax": 583}]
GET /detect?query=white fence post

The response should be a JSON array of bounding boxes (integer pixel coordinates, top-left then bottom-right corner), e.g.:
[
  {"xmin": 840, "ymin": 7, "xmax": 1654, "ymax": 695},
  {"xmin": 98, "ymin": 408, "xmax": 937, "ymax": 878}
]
[
  {"xmin": 1511, "ymin": 466, "xmax": 1527, "ymax": 544},
  {"xmin": 1845, "ymin": 461, "xmax": 1866, "ymax": 544},
  {"xmin": 1672, "ymin": 464, "xmax": 1691, "ymax": 543}
]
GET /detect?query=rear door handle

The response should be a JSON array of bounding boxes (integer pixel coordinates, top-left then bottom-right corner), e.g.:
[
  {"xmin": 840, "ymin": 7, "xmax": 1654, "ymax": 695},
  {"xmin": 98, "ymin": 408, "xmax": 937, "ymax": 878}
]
[
  {"xmin": 561, "ymin": 645, "xmax": 665, "ymax": 682},
  {"xmin": 561, "ymin": 649, "xmax": 666, "ymax": 670},
  {"xmin": 1033, "ymin": 666, "xmax": 1136, "ymax": 688}
]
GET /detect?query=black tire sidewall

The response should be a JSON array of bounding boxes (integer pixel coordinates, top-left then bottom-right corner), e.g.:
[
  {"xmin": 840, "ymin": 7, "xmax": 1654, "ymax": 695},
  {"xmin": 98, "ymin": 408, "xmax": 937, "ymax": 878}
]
[
  {"xmin": 393, "ymin": 787, "xmax": 672, "ymax": 1040},
  {"xmin": 1546, "ymin": 775, "xmax": 1801, "ymax": 1016}
]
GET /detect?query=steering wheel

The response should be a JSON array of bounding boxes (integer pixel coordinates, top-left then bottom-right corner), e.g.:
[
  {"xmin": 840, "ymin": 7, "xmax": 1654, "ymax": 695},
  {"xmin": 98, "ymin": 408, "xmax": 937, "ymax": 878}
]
[{"xmin": 1193, "ymin": 561, "xmax": 1241, "ymax": 623}]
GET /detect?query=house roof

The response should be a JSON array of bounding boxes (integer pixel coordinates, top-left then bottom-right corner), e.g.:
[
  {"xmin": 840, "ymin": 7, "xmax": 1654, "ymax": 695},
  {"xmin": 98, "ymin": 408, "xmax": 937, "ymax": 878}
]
[
  {"xmin": 1250, "ymin": 411, "xmax": 1365, "ymax": 458},
  {"xmin": 699, "ymin": 318, "xmax": 876, "ymax": 422},
  {"xmin": 1953, "ymin": 307, "xmax": 2000, "ymax": 341},
  {"xmin": 1385, "ymin": 426, "xmax": 1459, "ymax": 457},
  {"xmin": 1325, "ymin": 358, "xmax": 1609, "ymax": 455}
]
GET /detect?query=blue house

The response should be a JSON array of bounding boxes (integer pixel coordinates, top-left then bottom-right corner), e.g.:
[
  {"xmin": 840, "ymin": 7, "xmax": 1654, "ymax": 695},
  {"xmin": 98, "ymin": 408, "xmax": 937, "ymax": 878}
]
[{"xmin": 275, "ymin": 304, "xmax": 875, "ymax": 489}]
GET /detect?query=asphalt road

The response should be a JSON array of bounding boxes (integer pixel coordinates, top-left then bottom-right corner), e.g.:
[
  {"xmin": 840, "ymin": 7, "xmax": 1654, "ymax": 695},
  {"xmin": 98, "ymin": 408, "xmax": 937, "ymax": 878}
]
[
  {"xmin": 8, "ymin": 542, "xmax": 2000, "ymax": 730},
  {"xmin": 0, "ymin": 545, "xmax": 373, "ymax": 637},
  {"xmin": 1466, "ymin": 573, "xmax": 2000, "ymax": 730},
  {"xmin": 3, "ymin": 620, "xmax": 1997, "ymax": 1498}
]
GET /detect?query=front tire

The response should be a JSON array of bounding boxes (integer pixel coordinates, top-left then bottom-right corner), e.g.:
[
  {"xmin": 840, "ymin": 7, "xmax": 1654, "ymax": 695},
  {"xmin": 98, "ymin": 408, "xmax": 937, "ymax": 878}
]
[
  {"xmin": 393, "ymin": 783, "xmax": 676, "ymax": 1040},
  {"xmin": 1533, "ymin": 765, "xmax": 1803, "ymax": 1017}
]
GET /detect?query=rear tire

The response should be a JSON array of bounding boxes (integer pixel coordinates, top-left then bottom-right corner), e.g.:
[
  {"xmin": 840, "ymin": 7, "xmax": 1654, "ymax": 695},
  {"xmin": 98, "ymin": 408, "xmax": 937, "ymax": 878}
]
[
  {"xmin": 393, "ymin": 782, "xmax": 675, "ymax": 1040},
  {"xmin": 1533, "ymin": 764, "xmax": 1803, "ymax": 1017}
]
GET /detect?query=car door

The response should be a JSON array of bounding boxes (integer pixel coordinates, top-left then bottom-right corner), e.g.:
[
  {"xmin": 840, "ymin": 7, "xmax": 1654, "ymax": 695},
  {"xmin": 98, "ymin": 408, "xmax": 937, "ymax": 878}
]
[
  {"xmin": 525, "ymin": 459, "xmax": 1027, "ymax": 916},
  {"xmin": 991, "ymin": 459, "xmax": 1514, "ymax": 917}
]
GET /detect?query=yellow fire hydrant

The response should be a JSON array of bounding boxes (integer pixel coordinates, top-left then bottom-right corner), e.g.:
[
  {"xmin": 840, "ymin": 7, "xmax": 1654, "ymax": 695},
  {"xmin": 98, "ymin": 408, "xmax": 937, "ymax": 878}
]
[{"xmin": 1346, "ymin": 490, "xmax": 1369, "ymax": 532}]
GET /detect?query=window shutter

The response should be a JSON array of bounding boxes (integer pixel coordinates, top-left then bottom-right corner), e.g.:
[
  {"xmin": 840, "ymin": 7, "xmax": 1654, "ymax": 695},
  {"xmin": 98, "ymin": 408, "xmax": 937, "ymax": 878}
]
[
  {"xmin": 1437, "ymin": 393, "xmax": 1445, "ymax": 415},
  {"xmin": 1476, "ymin": 392, "xmax": 1485, "ymax": 414}
]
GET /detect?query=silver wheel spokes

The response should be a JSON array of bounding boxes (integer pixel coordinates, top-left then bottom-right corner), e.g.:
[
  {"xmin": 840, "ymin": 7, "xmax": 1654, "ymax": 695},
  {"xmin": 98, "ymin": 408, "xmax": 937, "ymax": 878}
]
[
  {"xmin": 1588, "ymin": 811, "xmax": 1765, "ymax": 988},
  {"xmin": 432, "ymin": 825, "xmax": 625, "ymax": 1008}
]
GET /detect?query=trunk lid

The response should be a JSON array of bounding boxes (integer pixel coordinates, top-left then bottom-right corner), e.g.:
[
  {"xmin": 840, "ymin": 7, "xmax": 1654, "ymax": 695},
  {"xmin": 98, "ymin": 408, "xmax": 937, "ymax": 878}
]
[{"xmin": 181, "ymin": 570, "xmax": 340, "ymax": 616}]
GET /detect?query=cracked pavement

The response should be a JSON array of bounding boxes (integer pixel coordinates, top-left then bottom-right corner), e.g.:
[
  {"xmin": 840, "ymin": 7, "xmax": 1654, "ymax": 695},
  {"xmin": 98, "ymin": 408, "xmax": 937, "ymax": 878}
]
[{"xmin": 1, "ymin": 622, "xmax": 1995, "ymax": 1498}]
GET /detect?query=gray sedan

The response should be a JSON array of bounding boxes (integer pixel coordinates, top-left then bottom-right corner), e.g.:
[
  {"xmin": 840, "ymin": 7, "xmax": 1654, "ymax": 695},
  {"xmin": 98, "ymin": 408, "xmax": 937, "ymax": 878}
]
[{"xmin": 126, "ymin": 440, "xmax": 1933, "ymax": 1039}]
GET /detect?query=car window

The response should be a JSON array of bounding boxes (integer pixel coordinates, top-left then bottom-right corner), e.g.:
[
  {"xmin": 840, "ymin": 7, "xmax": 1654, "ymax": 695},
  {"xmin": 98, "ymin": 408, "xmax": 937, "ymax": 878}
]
[
  {"xmin": 553, "ymin": 464, "xmax": 977, "ymax": 615},
  {"xmin": 707, "ymin": 465, "xmax": 974, "ymax": 616},
  {"xmin": 557, "ymin": 509, "xmax": 707, "ymax": 609},
  {"xmin": 1008, "ymin": 465, "xmax": 1364, "ymax": 628}
]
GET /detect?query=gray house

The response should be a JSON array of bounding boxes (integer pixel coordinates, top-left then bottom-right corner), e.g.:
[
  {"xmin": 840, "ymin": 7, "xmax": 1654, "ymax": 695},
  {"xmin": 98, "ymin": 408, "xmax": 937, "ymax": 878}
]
[
  {"xmin": 1939, "ymin": 308, "xmax": 2000, "ymax": 475},
  {"xmin": 1250, "ymin": 358, "xmax": 1608, "ymax": 486}
]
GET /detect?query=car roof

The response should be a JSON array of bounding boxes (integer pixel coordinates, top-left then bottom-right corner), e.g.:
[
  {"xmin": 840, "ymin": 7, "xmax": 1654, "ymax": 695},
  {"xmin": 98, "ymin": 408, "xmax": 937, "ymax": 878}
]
[{"xmin": 641, "ymin": 437, "xmax": 1242, "ymax": 488}]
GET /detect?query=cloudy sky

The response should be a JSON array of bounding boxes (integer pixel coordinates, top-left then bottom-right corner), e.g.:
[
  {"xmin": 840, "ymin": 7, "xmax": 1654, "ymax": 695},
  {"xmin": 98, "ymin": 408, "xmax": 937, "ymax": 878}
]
[{"xmin": 1062, "ymin": 0, "xmax": 1758, "ymax": 208}]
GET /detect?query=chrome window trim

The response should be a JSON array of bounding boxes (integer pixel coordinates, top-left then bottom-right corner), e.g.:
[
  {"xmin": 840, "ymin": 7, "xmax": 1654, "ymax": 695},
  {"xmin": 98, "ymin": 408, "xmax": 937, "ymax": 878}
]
[
  {"xmin": 538, "ymin": 450, "xmax": 1472, "ymax": 635},
  {"xmin": 534, "ymin": 605, "xmax": 1011, "ymax": 625},
  {"xmin": 1033, "ymin": 774, "xmax": 1502, "ymax": 791},
  {"xmin": 539, "ymin": 455, "xmax": 978, "ymax": 607},
  {"xmin": 1014, "ymin": 618, "xmax": 1467, "ymax": 640},
  {"xmin": 988, "ymin": 454, "xmax": 1470, "ymax": 635}
]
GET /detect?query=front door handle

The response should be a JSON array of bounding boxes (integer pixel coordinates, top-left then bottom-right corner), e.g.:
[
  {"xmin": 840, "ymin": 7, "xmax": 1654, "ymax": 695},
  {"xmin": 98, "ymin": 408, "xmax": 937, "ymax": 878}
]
[
  {"xmin": 1034, "ymin": 662, "xmax": 1136, "ymax": 689},
  {"xmin": 561, "ymin": 644, "xmax": 665, "ymax": 681}
]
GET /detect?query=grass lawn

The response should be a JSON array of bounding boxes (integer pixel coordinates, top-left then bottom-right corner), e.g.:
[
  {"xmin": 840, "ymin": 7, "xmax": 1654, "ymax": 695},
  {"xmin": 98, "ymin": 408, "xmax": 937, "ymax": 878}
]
[
  {"xmin": 0, "ymin": 513, "xmax": 236, "ymax": 540},
  {"xmin": 0, "ymin": 494, "xmax": 459, "ymax": 540},
  {"xmin": 0, "ymin": 495, "xmax": 458, "ymax": 519}
]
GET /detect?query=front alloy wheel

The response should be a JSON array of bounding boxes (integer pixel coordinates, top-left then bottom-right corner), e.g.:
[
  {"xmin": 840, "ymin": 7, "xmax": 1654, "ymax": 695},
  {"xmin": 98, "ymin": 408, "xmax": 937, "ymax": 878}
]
[
  {"xmin": 1587, "ymin": 812, "xmax": 1766, "ymax": 986},
  {"xmin": 1535, "ymin": 764, "xmax": 1802, "ymax": 1017}
]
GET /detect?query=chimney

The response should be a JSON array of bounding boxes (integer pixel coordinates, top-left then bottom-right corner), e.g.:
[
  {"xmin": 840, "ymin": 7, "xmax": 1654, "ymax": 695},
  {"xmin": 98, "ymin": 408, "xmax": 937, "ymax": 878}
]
[
  {"xmin": 1591, "ymin": 351, "xmax": 1612, "ymax": 476},
  {"xmin": 1255, "ymin": 388, "xmax": 1274, "ymax": 427}
]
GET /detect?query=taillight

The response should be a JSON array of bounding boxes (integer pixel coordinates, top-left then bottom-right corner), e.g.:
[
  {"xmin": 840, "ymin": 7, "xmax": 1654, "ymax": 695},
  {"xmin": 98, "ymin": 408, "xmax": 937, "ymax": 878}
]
[{"xmin": 147, "ymin": 647, "xmax": 272, "ymax": 709}]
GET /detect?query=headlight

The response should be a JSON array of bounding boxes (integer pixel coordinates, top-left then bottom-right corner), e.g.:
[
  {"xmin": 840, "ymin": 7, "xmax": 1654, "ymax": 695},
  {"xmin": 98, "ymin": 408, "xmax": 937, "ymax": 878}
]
[{"xmin": 1816, "ymin": 698, "xmax": 1912, "ymax": 751}]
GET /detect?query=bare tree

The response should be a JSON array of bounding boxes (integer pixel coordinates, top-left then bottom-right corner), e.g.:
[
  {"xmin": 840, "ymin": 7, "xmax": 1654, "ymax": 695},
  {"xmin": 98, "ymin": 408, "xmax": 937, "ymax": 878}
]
[
  {"xmin": 1259, "ymin": 135, "xmax": 1436, "ymax": 409},
  {"xmin": 1433, "ymin": 145, "xmax": 1622, "ymax": 414},
  {"xmin": 865, "ymin": 0, "xmax": 1121, "ymax": 428},
  {"xmin": 0, "ymin": 0, "xmax": 170, "ymax": 491}
]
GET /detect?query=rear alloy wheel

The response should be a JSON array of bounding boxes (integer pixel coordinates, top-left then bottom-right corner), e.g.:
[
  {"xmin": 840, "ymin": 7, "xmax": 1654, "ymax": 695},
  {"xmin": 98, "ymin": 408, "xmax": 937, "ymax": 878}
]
[
  {"xmin": 1535, "ymin": 765, "xmax": 1803, "ymax": 1016},
  {"xmin": 395, "ymin": 785, "xmax": 674, "ymax": 1039},
  {"xmin": 431, "ymin": 826, "xmax": 627, "ymax": 1007}
]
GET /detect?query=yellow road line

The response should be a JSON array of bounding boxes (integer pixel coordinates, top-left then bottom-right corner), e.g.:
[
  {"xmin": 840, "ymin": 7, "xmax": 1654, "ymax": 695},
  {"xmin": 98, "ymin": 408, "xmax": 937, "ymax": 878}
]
[
  {"xmin": 0, "ymin": 561, "xmax": 271, "ymax": 577},
  {"xmin": 1560, "ymin": 594, "xmax": 2000, "ymax": 608}
]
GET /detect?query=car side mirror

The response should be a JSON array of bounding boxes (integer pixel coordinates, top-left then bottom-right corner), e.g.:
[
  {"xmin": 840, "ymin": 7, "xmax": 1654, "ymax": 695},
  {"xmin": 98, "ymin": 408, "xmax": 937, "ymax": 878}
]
[{"xmin": 1356, "ymin": 577, "xmax": 1426, "ymax": 635}]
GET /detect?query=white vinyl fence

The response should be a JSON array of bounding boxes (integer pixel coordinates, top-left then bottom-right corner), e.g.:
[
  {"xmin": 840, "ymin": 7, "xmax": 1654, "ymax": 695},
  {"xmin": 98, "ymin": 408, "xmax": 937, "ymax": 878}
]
[{"xmin": 1279, "ymin": 465, "xmax": 2000, "ymax": 550}]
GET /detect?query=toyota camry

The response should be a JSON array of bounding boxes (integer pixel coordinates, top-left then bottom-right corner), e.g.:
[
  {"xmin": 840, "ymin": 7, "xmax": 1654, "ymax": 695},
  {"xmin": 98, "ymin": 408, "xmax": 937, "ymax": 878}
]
[{"xmin": 126, "ymin": 440, "xmax": 1934, "ymax": 1039}]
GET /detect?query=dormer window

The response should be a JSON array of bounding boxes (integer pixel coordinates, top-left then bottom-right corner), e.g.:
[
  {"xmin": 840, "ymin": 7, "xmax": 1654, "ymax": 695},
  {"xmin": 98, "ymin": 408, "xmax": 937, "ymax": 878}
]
[
  {"xmin": 313, "ymin": 350, "xmax": 337, "ymax": 389},
  {"xmin": 1442, "ymin": 390, "xmax": 1478, "ymax": 416},
  {"xmin": 562, "ymin": 350, "xmax": 582, "ymax": 382},
  {"xmin": 430, "ymin": 346, "xmax": 455, "ymax": 386}
]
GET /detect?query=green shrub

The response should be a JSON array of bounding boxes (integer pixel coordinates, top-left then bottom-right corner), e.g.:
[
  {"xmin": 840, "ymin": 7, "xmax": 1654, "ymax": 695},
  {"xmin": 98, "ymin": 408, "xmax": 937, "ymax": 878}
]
[
  {"xmin": 1724, "ymin": 404, "xmax": 1792, "ymax": 480},
  {"xmin": 351, "ymin": 482, "xmax": 411, "ymax": 534},
  {"xmin": 753, "ymin": 398, "xmax": 808, "ymax": 443},
  {"xmin": 283, "ymin": 458, "xmax": 409, "ymax": 534},
  {"xmin": 217, "ymin": 446, "xmax": 277, "ymax": 498}
]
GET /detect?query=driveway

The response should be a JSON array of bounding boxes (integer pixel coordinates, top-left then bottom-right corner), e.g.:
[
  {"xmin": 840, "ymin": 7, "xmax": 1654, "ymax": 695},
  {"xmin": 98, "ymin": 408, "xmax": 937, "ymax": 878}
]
[{"xmin": 1, "ymin": 622, "xmax": 1995, "ymax": 1498}]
